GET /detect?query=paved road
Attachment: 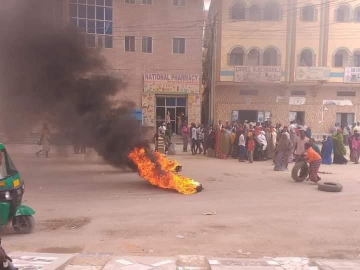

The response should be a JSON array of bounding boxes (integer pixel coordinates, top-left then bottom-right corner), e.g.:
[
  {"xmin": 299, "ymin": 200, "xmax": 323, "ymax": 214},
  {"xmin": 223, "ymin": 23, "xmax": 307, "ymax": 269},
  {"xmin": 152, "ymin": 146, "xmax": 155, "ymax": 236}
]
[{"xmin": 2, "ymin": 145, "xmax": 360, "ymax": 259}]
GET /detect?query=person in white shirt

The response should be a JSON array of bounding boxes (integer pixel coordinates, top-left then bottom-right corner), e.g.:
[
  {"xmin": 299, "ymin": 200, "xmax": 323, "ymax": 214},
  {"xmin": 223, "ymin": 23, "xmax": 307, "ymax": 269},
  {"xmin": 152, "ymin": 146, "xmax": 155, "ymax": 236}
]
[
  {"xmin": 158, "ymin": 122, "xmax": 166, "ymax": 135},
  {"xmin": 294, "ymin": 130, "xmax": 310, "ymax": 158},
  {"xmin": 191, "ymin": 123, "xmax": 198, "ymax": 155},
  {"xmin": 238, "ymin": 131, "xmax": 246, "ymax": 162},
  {"xmin": 343, "ymin": 122, "xmax": 351, "ymax": 145}
]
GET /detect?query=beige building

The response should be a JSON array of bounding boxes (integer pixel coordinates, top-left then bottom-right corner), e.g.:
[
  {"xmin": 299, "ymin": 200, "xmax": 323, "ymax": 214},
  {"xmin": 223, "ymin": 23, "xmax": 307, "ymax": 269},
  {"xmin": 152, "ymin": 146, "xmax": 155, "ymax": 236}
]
[
  {"xmin": 24, "ymin": 0, "xmax": 204, "ymax": 135},
  {"xmin": 205, "ymin": 0, "xmax": 360, "ymax": 134}
]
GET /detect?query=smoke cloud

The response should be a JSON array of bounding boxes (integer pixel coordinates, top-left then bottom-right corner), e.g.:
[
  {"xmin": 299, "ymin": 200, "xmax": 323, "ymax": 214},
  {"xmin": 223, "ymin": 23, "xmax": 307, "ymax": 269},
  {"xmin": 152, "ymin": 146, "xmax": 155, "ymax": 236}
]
[{"xmin": 0, "ymin": 0, "xmax": 146, "ymax": 167}]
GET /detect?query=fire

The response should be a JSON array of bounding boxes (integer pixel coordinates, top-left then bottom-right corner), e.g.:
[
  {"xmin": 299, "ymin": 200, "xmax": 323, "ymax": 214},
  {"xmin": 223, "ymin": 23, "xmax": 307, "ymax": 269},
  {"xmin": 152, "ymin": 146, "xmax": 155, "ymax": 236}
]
[
  {"xmin": 128, "ymin": 147, "xmax": 201, "ymax": 195},
  {"xmin": 153, "ymin": 151, "xmax": 182, "ymax": 172}
]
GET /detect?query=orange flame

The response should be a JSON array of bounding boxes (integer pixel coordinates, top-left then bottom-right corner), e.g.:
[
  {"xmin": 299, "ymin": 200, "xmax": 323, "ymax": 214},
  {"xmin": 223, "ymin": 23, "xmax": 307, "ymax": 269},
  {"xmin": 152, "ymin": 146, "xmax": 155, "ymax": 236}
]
[
  {"xmin": 153, "ymin": 151, "xmax": 181, "ymax": 172},
  {"xmin": 128, "ymin": 147, "xmax": 200, "ymax": 195}
]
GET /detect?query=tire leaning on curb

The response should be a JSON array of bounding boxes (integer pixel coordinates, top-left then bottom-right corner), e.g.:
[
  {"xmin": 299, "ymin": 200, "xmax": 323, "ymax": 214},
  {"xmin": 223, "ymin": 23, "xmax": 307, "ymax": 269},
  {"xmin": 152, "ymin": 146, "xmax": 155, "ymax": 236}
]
[
  {"xmin": 318, "ymin": 182, "xmax": 343, "ymax": 192},
  {"xmin": 291, "ymin": 161, "xmax": 309, "ymax": 182}
]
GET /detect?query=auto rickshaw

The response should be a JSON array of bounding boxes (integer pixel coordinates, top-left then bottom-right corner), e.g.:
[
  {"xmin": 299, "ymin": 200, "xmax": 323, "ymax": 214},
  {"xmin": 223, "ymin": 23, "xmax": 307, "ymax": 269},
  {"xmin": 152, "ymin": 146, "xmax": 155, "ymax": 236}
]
[{"xmin": 0, "ymin": 143, "xmax": 35, "ymax": 234}]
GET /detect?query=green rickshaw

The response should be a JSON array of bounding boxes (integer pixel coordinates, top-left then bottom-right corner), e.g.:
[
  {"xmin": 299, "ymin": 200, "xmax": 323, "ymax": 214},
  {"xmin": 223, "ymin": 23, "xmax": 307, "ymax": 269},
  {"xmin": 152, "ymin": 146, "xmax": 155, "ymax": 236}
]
[{"xmin": 0, "ymin": 143, "xmax": 35, "ymax": 234}]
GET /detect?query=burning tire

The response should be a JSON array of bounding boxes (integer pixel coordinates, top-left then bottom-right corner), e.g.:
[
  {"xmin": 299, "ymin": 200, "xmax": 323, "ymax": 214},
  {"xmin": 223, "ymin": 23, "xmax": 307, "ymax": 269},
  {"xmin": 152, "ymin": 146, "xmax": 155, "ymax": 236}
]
[
  {"xmin": 318, "ymin": 182, "xmax": 343, "ymax": 192},
  {"xmin": 291, "ymin": 161, "xmax": 309, "ymax": 182}
]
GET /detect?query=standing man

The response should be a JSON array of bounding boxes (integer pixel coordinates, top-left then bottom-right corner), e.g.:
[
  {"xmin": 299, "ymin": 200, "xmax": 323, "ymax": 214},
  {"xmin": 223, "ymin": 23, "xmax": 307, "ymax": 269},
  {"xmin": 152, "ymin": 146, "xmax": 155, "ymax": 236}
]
[
  {"xmin": 36, "ymin": 123, "xmax": 51, "ymax": 158},
  {"xmin": 191, "ymin": 123, "xmax": 198, "ymax": 155},
  {"xmin": 238, "ymin": 130, "xmax": 246, "ymax": 162},
  {"xmin": 289, "ymin": 121, "xmax": 297, "ymax": 162},
  {"xmin": 177, "ymin": 113, "xmax": 182, "ymax": 135},
  {"xmin": 343, "ymin": 122, "xmax": 351, "ymax": 146},
  {"xmin": 294, "ymin": 129, "xmax": 309, "ymax": 160}
]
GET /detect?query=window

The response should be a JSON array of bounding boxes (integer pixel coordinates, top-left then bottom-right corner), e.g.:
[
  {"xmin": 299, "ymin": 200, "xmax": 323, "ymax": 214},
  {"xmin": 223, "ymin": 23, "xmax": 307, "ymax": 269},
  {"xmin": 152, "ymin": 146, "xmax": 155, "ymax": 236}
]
[
  {"xmin": 173, "ymin": 0, "xmax": 186, "ymax": 7},
  {"xmin": 173, "ymin": 38, "xmax": 185, "ymax": 54},
  {"xmin": 302, "ymin": 5, "xmax": 315, "ymax": 21},
  {"xmin": 337, "ymin": 91, "xmax": 356, "ymax": 96},
  {"xmin": 354, "ymin": 51, "xmax": 360, "ymax": 67},
  {"xmin": 125, "ymin": 0, "xmax": 135, "ymax": 4},
  {"xmin": 231, "ymin": 3, "xmax": 246, "ymax": 20},
  {"xmin": 44, "ymin": 0, "xmax": 65, "ymax": 27},
  {"xmin": 69, "ymin": 0, "xmax": 113, "ymax": 48},
  {"xmin": 142, "ymin": 0, "xmax": 152, "ymax": 4},
  {"xmin": 249, "ymin": 4, "xmax": 261, "ymax": 21},
  {"xmin": 264, "ymin": 3, "xmax": 280, "ymax": 21},
  {"xmin": 355, "ymin": 6, "xmax": 360, "ymax": 22},
  {"xmin": 229, "ymin": 47, "xmax": 245, "ymax": 66},
  {"xmin": 300, "ymin": 49, "xmax": 313, "ymax": 66},
  {"xmin": 334, "ymin": 49, "xmax": 349, "ymax": 67},
  {"xmin": 248, "ymin": 49, "xmax": 260, "ymax": 66},
  {"xmin": 142, "ymin": 36, "xmax": 153, "ymax": 53},
  {"xmin": 239, "ymin": 90, "xmax": 258, "ymax": 95},
  {"xmin": 291, "ymin": 90, "xmax": 306, "ymax": 96},
  {"xmin": 125, "ymin": 36, "xmax": 135, "ymax": 52},
  {"xmin": 263, "ymin": 48, "xmax": 279, "ymax": 66},
  {"xmin": 336, "ymin": 5, "xmax": 351, "ymax": 22}
]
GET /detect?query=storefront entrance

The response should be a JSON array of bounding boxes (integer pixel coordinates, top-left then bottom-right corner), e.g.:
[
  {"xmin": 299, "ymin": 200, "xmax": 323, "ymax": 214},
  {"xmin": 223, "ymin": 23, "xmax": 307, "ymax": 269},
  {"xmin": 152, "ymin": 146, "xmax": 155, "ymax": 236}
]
[
  {"xmin": 233, "ymin": 110, "xmax": 271, "ymax": 124},
  {"xmin": 336, "ymin": 113, "xmax": 355, "ymax": 128},
  {"xmin": 289, "ymin": 111, "xmax": 305, "ymax": 125},
  {"xmin": 156, "ymin": 96, "xmax": 187, "ymax": 134}
]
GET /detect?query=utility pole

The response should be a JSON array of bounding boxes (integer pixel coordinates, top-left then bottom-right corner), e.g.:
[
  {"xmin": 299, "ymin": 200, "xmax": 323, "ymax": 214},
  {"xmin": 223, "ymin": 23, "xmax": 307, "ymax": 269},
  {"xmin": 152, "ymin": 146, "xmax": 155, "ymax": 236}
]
[{"xmin": 208, "ymin": 12, "xmax": 217, "ymax": 125}]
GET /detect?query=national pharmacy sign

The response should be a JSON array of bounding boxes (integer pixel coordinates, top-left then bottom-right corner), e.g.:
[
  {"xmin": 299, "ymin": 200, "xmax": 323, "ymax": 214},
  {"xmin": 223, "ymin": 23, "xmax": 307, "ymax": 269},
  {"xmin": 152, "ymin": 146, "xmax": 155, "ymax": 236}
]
[{"xmin": 144, "ymin": 73, "xmax": 200, "ymax": 93}]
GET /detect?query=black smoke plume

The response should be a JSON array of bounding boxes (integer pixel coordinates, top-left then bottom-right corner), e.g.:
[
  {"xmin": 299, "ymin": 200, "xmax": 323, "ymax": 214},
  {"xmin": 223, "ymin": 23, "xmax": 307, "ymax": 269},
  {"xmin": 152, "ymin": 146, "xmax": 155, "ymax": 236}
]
[{"xmin": 0, "ymin": 0, "xmax": 146, "ymax": 167}]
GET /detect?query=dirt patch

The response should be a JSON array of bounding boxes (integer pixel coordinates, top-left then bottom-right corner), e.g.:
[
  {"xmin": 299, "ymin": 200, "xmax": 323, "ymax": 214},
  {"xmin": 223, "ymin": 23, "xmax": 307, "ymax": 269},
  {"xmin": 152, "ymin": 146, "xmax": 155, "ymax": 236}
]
[
  {"xmin": 37, "ymin": 246, "xmax": 83, "ymax": 253},
  {"xmin": 39, "ymin": 217, "xmax": 91, "ymax": 231}
]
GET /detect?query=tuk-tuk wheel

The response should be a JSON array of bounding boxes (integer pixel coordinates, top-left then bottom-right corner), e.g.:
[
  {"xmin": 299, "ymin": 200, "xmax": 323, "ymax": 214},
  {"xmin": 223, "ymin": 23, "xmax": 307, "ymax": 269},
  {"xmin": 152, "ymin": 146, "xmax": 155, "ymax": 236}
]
[{"xmin": 12, "ymin": 216, "xmax": 35, "ymax": 234}]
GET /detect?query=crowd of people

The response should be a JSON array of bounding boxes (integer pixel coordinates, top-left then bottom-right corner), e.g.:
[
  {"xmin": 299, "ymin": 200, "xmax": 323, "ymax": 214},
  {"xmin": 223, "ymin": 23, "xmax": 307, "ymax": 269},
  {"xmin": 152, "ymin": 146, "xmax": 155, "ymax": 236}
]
[{"xmin": 177, "ymin": 120, "xmax": 360, "ymax": 182}]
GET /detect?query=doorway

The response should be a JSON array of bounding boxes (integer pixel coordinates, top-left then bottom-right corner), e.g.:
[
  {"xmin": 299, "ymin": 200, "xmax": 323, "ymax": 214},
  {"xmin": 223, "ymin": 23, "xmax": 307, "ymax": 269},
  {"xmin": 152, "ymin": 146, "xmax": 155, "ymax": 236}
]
[
  {"xmin": 234, "ymin": 110, "xmax": 271, "ymax": 124},
  {"xmin": 289, "ymin": 111, "xmax": 305, "ymax": 125},
  {"xmin": 156, "ymin": 96, "xmax": 187, "ymax": 134},
  {"xmin": 336, "ymin": 113, "xmax": 355, "ymax": 128},
  {"xmin": 237, "ymin": 110, "xmax": 257, "ymax": 124}
]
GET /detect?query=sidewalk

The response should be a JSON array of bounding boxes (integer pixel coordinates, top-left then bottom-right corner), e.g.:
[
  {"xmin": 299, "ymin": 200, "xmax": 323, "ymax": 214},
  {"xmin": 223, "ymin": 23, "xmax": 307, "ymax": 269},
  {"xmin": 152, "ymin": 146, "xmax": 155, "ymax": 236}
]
[{"xmin": 8, "ymin": 252, "xmax": 360, "ymax": 270}]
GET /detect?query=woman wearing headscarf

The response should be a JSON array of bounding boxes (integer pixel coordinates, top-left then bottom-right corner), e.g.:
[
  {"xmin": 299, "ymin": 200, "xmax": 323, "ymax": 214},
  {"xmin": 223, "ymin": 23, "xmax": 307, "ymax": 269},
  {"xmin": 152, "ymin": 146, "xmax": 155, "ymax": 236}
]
[
  {"xmin": 332, "ymin": 128, "xmax": 348, "ymax": 164},
  {"xmin": 350, "ymin": 131, "xmax": 360, "ymax": 164},
  {"xmin": 256, "ymin": 130, "xmax": 268, "ymax": 161},
  {"xmin": 274, "ymin": 132, "xmax": 293, "ymax": 171},
  {"xmin": 220, "ymin": 127, "xmax": 230, "ymax": 159},
  {"xmin": 215, "ymin": 127, "xmax": 221, "ymax": 158},
  {"xmin": 321, "ymin": 135, "xmax": 333, "ymax": 165},
  {"xmin": 266, "ymin": 127, "xmax": 277, "ymax": 159},
  {"xmin": 181, "ymin": 123, "xmax": 190, "ymax": 152}
]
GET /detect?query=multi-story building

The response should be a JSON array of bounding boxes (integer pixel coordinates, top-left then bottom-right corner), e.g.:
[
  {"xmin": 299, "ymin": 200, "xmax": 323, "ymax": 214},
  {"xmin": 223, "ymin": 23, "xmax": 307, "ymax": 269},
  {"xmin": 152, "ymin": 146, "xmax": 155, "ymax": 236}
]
[
  {"xmin": 205, "ymin": 0, "xmax": 360, "ymax": 134},
  {"xmin": 67, "ymin": 0, "xmax": 204, "ymax": 134}
]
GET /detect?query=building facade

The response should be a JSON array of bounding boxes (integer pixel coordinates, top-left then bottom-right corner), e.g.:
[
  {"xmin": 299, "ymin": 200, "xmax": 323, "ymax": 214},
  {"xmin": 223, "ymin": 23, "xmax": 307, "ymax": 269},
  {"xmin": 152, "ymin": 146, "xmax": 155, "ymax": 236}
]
[
  {"xmin": 21, "ymin": 0, "xmax": 203, "ymax": 135},
  {"xmin": 68, "ymin": 0, "xmax": 204, "ymax": 134},
  {"xmin": 206, "ymin": 0, "xmax": 360, "ymax": 134}
]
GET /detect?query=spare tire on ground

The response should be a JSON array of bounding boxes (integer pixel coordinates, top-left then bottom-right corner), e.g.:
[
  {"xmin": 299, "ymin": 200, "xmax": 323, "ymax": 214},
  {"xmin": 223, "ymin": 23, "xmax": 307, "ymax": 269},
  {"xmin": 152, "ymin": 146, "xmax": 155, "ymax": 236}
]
[
  {"xmin": 291, "ymin": 161, "xmax": 309, "ymax": 182},
  {"xmin": 318, "ymin": 182, "xmax": 343, "ymax": 192}
]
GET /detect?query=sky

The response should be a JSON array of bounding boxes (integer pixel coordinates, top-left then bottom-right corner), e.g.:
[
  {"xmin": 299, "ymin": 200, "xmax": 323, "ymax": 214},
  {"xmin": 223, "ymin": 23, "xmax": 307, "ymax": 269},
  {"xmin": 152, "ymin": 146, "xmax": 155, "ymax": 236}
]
[{"xmin": 204, "ymin": 0, "xmax": 210, "ymax": 9}]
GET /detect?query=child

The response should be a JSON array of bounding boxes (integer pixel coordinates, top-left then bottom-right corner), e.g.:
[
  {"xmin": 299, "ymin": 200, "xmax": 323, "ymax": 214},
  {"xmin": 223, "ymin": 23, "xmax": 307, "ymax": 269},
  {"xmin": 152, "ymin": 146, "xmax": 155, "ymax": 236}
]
[
  {"xmin": 247, "ymin": 133, "xmax": 255, "ymax": 163},
  {"xmin": 304, "ymin": 143, "xmax": 322, "ymax": 184}
]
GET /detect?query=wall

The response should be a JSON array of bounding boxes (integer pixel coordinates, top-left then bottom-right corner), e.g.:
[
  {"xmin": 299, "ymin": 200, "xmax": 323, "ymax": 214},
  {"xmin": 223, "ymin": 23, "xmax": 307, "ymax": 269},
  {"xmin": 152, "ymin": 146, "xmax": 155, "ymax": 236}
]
[
  {"xmin": 220, "ymin": 0, "xmax": 288, "ymax": 82},
  {"xmin": 215, "ymin": 84, "xmax": 360, "ymax": 133}
]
